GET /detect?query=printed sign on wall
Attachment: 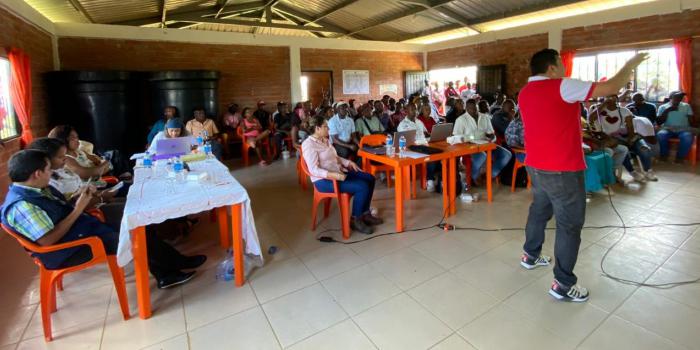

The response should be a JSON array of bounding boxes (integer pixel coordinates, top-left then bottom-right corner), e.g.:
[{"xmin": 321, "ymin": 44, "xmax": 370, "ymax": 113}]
[{"xmin": 342, "ymin": 70, "xmax": 369, "ymax": 95}]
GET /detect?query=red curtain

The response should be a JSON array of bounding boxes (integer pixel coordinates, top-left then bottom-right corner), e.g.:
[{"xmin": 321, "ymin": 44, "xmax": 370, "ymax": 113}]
[
  {"xmin": 8, "ymin": 48, "xmax": 33, "ymax": 147},
  {"xmin": 673, "ymin": 38, "xmax": 693, "ymax": 103},
  {"xmin": 560, "ymin": 50, "xmax": 575, "ymax": 78}
]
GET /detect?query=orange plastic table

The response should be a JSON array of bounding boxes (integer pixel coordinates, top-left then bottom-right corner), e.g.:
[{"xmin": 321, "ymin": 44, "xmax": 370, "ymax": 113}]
[
  {"xmin": 358, "ymin": 141, "xmax": 495, "ymax": 232},
  {"xmin": 130, "ymin": 203, "xmax": 245, "ymax": 319}
]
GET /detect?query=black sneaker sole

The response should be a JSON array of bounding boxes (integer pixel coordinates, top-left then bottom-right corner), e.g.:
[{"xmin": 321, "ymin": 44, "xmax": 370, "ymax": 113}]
[
  {"xmin": 158, "ymin": 272, "xmax": 196, "ymax": 289},
  {"xmin": 548, "ymin": 289, "xmax": 589, "ymax": 302}
]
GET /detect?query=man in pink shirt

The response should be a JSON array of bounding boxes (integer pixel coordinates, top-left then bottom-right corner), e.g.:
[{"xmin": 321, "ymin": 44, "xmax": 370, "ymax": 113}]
[{"xmin": 519, "ymin": 48, "xmax": 647, "ymax": 302}]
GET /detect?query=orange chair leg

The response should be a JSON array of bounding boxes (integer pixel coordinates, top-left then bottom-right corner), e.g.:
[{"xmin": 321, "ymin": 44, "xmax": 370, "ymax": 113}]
[
  {"xmin": 39, "ymin": 271, "xmax": 53, "ymax": 341},
  {"xmin": 411, "ymin": 165, "xmax": 417, "ymax": 199},
  {"xmin": 339, "ymin": 194, "xmax": 352, "ymax": 240},
  {"xmin": 56, "ymin": 275, "xmax": 64, "ymax": 291},
  {"xmin": 242, "ymin": 144, "xmax": 249, "ymax": 166},
  {"xmin": 386, "ymin": 170, "xmax": 392, "ymax": 187},
  {"xmin": 511, "ymin": 164, "xmax": 518, "ymax": 192},
  {"xmin": 107, "ymin": 256, "xmax": 130, "ymax": 320},
  {"xmin": 420, "ymin": 164, "xmax": 427, "ymax": 190}
]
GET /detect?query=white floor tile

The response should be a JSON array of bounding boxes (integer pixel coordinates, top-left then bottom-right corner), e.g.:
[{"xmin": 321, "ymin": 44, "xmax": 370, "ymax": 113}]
[
  {"xmin": 142, "ymin": 334, "xmax": 189, "ymax": 350},
  {"xmin": 459, "ymin": 304, "xmax": 571, "ymax": 350},
  {"xmin": 430, "ymin": 334, "xmax": 476, "ymax": 350},
  {"xmin": 411, "ymin": 234, "xmax": 485, "ymax": 269},
  {"xmin": 250, "ymin": 257, "xmax": 317, "ymax": 303},
  {"xmin": 578, "ymin": 316, "xmax": 685, "ymax": 350},
  {"xmin": 408, "ymin": 273, "xmax": 498, "ymax": 330},
  {"xmin": 0, "ymin": 305, "xmax": 36, "ymax": 346},
  {"xmin": 262, "ymin": 284, "xmax": 347, "ymax": 348},
  {"xmin": 182, "ymin": 281, "xmax": 259, "ymax": 331},
  {"xmin": 321, "ymin": 264, "xmax": 401, "ymax": 316},
  {"xmin": 370, "ymin": 248, "xmax": 445, "ymax": 290},
  {"xmin": 189, "ymin": 306, "xmax": 280, "ymax": 350},
  {"xmin": 354, "ymin": 294, "xmax": 452, "ymax": 350},
  {"xmin": 16, "ymin": 319, "xmax": 105, "ymax": 350},
  {"xmin": 451, "ymin": 253, "xmax": 546, "ymax": 300},
  {"xmin": 286, "ymin": 319, "xmax": 375, "ymax": 350},
  {"xmin": 299, "ymin": 245, "xmax": 365, "ymax": 281}
]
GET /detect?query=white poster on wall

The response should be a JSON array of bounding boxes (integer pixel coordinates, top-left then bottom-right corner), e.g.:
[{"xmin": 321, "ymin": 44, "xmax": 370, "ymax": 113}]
[{"xmin": 342, "ymin": 70, "xmax": 369, "ymax": 95}]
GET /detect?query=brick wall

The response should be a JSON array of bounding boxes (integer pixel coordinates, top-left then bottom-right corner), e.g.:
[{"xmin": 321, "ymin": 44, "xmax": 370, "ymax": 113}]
[
  {"xmin": 300, "ymin": 48, "xmax": 423, "ymax": 102},
  {"xmin": 0, "ymin": 6, "xmax": 54, "ymax": 197},
  {"xmin": 563, "ymin": 9, "xmax": 700, "ymax": 107},
  {"xmin": 427, "ymin": 34, "xmax": 548, "ymax": 97},
  {"xmin": 58, "ymin": 38, "xmax": 291, "ymax": 112}
]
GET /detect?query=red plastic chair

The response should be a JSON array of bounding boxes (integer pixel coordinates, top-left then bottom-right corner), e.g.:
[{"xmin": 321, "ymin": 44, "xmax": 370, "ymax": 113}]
[
  {"xmin": 668, "ymin": 135, "xmax": 698, "ymax": 166},
  {"xmin": 0, "ymin": 224, "xmax": 129, "ymax": 342},
  {"xmin": 298, "ymin": 148, "xmax": 353, "ymax": 240},
  {"xmin": 511, "ymin": 147, "xmax": 532, "ymax": 192},
  {"xmin": 295, "ymin": 145, "xmax": 308, "ymax": 191},
  {"xmin": 359, "ymin": 135, "xmax": 394, "ymax": 188},
  {"xmin": 237, "ymin": 126, "xmax": 272, "ymax": 166}
]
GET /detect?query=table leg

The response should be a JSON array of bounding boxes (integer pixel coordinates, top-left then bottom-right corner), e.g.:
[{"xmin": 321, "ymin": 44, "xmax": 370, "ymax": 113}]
[
  {"xmin": 217, "ymin": 206, "xmax": 230, "ymax": 248},
  {"xmin": 231, "ymin": 203, "xmax": 245, "ymax": 287},
  {"xmin": 486, "ymin": 149, "xmax": 493, "ymax": 203},
  {"xmin": 394, "ymin": 166, "xmax": 404, "ymax": 232},
  {"xmin": 131, "ymin": 226, "xmax": 151, "ymax": 319},
  {"xmin": 441, "ymin": 160, "xmax": 449, "ymax": 218},
  {"xmin": 403, "ymin": 166, "xmax": 411, "ymax": 200},
  {"xmin": 449, "ymin": 157, "xmax": 457, "ymax": 215}
]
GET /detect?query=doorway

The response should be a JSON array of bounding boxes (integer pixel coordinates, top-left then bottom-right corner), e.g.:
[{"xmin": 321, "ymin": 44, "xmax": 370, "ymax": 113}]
[{"xmin": 301, "ymin": 71, "xmax": 332, "ymax": 106}]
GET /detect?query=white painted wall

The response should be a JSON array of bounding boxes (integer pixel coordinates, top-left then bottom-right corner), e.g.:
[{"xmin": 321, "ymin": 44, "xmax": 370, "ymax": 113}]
[{"xmin": 289, "ymin": 45, "xmax": 302, "ymax": 104}]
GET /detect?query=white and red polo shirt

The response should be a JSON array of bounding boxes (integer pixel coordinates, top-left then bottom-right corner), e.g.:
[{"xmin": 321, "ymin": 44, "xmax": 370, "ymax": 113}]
[{"xmin": 518, "ymin": 76, "xmax": 596, "ymax": 172}]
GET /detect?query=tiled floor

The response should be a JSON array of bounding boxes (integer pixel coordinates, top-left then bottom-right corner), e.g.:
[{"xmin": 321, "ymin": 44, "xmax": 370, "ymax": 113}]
[{"xmin": 1, "ymin": 159, "xmax": 700, "ymax": 349}]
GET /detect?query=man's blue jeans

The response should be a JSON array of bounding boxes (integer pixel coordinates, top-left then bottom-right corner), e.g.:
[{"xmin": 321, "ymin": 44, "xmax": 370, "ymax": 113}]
[
  {"xmin": 658, "ymin": 129, "xmax": 694, "ymax": 160},
  {"xmin": 470, "ymin": 146, "xmax": 513, "ymax": 181},
  {"xmin": 524, "ymin": 168, "xmax": 586, "ymax": 287},
  {"xmin": 314, "ymin": 171, "xmax": 375, "ymax": 217}
]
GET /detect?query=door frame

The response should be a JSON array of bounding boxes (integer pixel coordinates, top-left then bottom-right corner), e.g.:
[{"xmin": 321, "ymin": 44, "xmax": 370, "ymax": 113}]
[{"xmin": 301, "ymin": 70, "xmax": 334, "ymax": 103}]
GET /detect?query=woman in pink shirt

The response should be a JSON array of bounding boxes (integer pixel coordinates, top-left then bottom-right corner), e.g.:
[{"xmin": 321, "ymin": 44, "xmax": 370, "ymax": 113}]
[
  {"xmin": 241, "ymin": 107, "xmax": 271, "ymax": 166},
  {"xmin": 302, "ymin": 115, "xmax": 382, "ymax": 234}
]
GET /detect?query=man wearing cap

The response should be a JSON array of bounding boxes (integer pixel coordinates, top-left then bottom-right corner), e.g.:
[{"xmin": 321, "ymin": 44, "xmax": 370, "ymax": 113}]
[
  {"xmin": 254, "ymin": 101, "xmax": 271, "ymax": 131},
  {"xmin": 328, "ymin": 102, "xmax": 359, "ymax": 159},
  {"xmin": 657, "ymin": 91, "xmax": 697, "ymax": 163}
]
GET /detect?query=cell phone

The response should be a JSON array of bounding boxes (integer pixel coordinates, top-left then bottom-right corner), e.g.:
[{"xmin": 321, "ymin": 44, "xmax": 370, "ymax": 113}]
[{"xmin": 107, "ymin": 181, "xmax": 124, "ymax": 193}]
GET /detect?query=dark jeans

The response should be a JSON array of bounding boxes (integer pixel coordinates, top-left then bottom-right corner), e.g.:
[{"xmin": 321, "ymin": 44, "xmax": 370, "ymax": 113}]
[
  {"xmin": 314, "ymin": 171, "xmax": 375, "ymax": 217},
  {"xmin": 524, "ymin": 168, "xmax": 586, "ymax": 287},
  {"xmin": 658, "ymin": 130, "xmax": 694, "ymax": 159},
  {"xmin": 273, "ymin": 131, "xmax": 291, "ymax": 152},
  {"xmin": 59, "ymin": 225, "xmax": 188, "ymax": 280}
]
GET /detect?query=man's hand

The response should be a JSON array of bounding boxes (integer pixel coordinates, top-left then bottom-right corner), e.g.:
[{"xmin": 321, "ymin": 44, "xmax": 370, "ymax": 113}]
[
  {"xmin": 346, "ymin": 162, "xmax": 361, "ymax": 172},
  {"xmin": 627, "ymin": 52, "xmax": 649, "ymax": 68},
  {"xmin": 74, "ymin": 186, "xmax": 95, "ymax": 212},
  {"xmin": 329, "ymin": 172, "xmax": 347, "ymax": 181}
]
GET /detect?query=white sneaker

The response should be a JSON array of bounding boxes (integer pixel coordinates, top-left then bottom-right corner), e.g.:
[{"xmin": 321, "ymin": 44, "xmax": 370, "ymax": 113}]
[
  {"xmin": 378, "ymin": 172, "xmax": 387, "ymax": 183},
  {"xmin": 426, "ymin": 180, "xmax": 436, "ymax": 192},
  {"xmin": 645, "ymin": 169, "xmax": 658, "ymax": 181},
  {"xmin": 631, "ymin": 170, "xmax": 646, "ymax": 182}
]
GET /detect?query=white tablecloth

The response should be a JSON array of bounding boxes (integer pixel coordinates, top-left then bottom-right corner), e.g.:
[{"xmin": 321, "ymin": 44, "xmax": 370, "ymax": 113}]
[{"xmin": 116, "ymin": 158, "xmax": 262, "ymax": 267}]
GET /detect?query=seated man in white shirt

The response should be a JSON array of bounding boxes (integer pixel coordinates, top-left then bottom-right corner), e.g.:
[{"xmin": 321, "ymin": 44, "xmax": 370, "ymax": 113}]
[
  {"xmin": 328, "ymin": 102, "xmax": 360, "ymax": 159},
  {"xmin": 453, "ymin": 99, "xmax": 512, "ymax": 185},
  {"xmin": 397, "ymin": 103, "xmax": 442, "ymax": 191}
]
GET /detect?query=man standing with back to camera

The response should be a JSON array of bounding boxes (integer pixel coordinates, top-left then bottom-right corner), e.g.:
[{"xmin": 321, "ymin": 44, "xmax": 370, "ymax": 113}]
[{"xmin": 518, "ymin": 49, "xmax": 647, "ymax": 302}]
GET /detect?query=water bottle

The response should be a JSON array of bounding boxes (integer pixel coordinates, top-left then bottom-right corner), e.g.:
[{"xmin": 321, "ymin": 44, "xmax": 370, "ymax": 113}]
[
  {"xmin": 196, "ymin": 133, "xmax": 204, "ymax": 148},
  {"xmin": 386, "ymin": 134, "xmax": 395, "ymax": 157},
  {"xmin": 142, "ymin": 152, "xmax": 152, "ymax": 168},
  {"xmin": 215, "ymin": 254, "xmax": 234, "ymax": 281},
  {"xmin": 399, "ymin": 135, "xmax": 407, "ymax": 158},
  {"xmin": 173, "ymin": 157, "xmax": 185, "ymax": 182}
]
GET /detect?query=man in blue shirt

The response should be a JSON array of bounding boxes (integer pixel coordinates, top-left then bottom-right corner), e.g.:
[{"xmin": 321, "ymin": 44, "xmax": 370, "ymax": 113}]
[
  {"xmin": 1, "ymin": 150, "xmax": 206, "ymax": 289},
  {"xmin": 657, "ymin": 91, "xmax": 697, "ymax": 163},
  {"xmin": 328, "ymin": 102, "xmax": 359, "ymax": 159},
  {"xmin": 626, "ymin": 92, "xmax": 657, "ymax": 124}
]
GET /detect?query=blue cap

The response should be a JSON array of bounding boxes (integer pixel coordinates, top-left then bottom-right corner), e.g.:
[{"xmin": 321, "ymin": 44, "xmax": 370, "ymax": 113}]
[{"xmin": 166, "ymin": 118, "xmax": 184, "ymax": 129}]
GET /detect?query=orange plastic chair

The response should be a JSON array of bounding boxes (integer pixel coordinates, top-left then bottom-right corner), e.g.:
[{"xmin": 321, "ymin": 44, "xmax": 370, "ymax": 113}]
[
  {"xmin": 298, "ymin": 148, "xmax": 353, "ymax": 240},
  {"xmin": 295, "ymin": 145, "xmax": 308, "ymax": 190},
  {"xmin": 1, "ymin": 224, "xmax": 129, "ymax": 341},
  {"xmin": 359, "ymin": 135, "xmax": 394, "ymax": 188},
  {"xmin": 237, "ymin": 126, "xmax": 272, "ymax": 166},
  {"xmin": 668, "ymin": 135, "xmax": 698, "ymax": 166},
  {"xmin": 101, "ymin": 176, "xmax": 119, "ymax": 185},
  {"xmin": 511, "ymin": 147, "xmax": 532, "ymax": 192}
]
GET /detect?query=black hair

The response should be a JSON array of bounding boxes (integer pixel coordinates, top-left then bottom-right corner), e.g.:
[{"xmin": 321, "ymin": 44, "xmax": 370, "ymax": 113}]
[
  {"xmin": 227, "ymin": 103, "xmax": 239, "ymax": 114},
  {"xmin": 8, "ymin": 149, "xmax": 50, "ymax": 182},
  {"xmin": 164, "ymin": 105, "xmax": 180, "ymax": 120},
  {"xmin": 465, "ymin": 98, "xmax": 477, "ymax": 106},
  {"xmin": 192, "ymin": 106, "xmax": 206, "ymax": 114},
  {"xmin": 47, "ymin": 125, "xmax": 76, "ymax": 147},
  {"xmin": 27, "ymin": 137, "xmax": 66, "ymax": 158},
  {"xmin": 306, "ymin": 115, "xmax": 326, "ymax": 134},
  {"xmin": 530, "ymin": 48, "xmax": 560, "ymax": 75}
]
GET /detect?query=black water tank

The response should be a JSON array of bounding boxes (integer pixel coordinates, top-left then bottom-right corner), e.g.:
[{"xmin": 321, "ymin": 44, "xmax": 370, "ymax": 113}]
[
  {"xmin": 148, "ymin": 70, "xmax": 219, "ymax": 124},
  {"xmin": 45, "ymin": 71, "xmax": 143, "ymax": 154}
]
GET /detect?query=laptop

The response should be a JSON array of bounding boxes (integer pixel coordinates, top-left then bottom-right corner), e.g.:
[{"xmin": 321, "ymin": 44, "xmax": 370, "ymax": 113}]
[
  {"xmin": 154, "ymin": 136, "xmax": 195, "ymax": 160},
  {"xmin": 429, "ymin": 123, "xmax": 454, "ymax": 143},
  {"xmin": 393, "ymin": 130, "xmax": 416, "ymax": 151}
]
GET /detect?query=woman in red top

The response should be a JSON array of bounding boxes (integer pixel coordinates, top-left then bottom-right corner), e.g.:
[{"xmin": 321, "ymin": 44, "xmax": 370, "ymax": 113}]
[
  {"xmin": 241, "ymin": 107, "xmax": 271, "ymax": 166},
  {"xmin": 417, "ymin": 104, "xmax": 437, "ymax": 133}
]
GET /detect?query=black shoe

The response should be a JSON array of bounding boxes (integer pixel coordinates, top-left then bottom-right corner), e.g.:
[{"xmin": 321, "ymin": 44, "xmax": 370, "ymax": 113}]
[
  {"xmin": 362, "ymin": 213, "xmax": 384, "ymax": 226},
  {"xmin": 157, "ymin": 271, "xmax": 196, "ymax": 289},
  {"xmin": 180, "ymin": 255, "xmax": 207, "ymax": 270},
  {"xmin": 351, "ymin": 218, "xmax": 374, "ymax": 234}
]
